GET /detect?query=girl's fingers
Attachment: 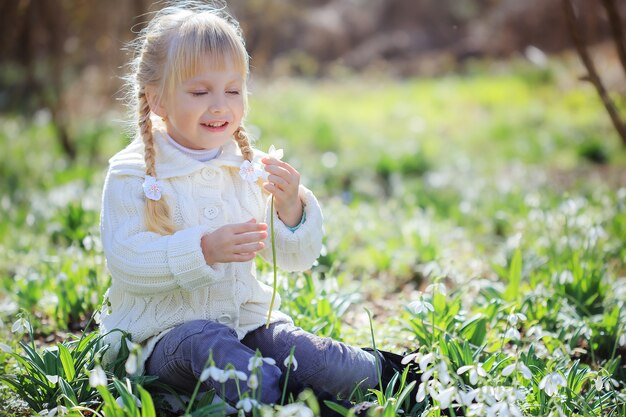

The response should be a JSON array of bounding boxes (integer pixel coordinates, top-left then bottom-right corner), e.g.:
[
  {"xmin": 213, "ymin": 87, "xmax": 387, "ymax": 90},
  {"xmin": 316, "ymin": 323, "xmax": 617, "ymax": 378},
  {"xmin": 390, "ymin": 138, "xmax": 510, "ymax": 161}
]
[
  {"xmin": 263, "ymin": 158, "xmax": 298, "ymax": 175},
  {"xmin": 266, "ymin": 174, "xmax": 289, "ymax": 189},
  {"xmin": 264, "ymin": 164, "xmax": 292, "ymax": 182},
  {"xmin": 263, "ymin": 182, "xmax": 287, "ymax": 197},
  {"xmin": 235, "ymin": 242, "xmax": 265, "ymax": 253},
  {"xmin": 233, "ymin": 231, "xmax": 268, "ymax": 245},
  {"xmin": 230, "ymin": 221, "xmax": 268, "ymax": 234},
  {"xmin": 231, "ymin": 252, "xmax": 257, "ymax": 262}
]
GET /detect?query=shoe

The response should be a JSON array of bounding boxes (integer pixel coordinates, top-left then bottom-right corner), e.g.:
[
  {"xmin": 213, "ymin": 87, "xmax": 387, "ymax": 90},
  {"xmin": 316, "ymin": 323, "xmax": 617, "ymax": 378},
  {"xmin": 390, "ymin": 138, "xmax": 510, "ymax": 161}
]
[{"xmin": 362, "ymin": 348, "xmax": 420, "ymax": 410}]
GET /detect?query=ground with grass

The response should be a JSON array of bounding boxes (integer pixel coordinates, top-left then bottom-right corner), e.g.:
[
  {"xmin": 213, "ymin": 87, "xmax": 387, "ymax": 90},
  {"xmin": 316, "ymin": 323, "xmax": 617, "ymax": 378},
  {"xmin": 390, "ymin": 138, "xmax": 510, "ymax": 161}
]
[{"xmin": 0, "ymin": 61, "xmax": 625, "ymax": 416}]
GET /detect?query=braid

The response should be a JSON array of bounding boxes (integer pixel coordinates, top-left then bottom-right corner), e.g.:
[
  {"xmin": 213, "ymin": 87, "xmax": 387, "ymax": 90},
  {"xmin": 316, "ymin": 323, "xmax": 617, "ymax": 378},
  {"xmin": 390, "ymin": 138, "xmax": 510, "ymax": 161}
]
[
  {"xmin": 234, "ymin": 126, "xmax": 253, "ymax": 162},
  {"xmin": 139, "ymin": 92, "xmax": 156, "ymax": 177},
  {"xmin": 139, "ymin": 90, "xmax": 176, "ymax": 235}
]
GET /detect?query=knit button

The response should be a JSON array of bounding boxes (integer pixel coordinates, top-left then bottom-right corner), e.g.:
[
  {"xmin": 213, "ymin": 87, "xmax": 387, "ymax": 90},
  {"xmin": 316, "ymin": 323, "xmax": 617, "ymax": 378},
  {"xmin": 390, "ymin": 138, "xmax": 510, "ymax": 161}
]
[
  {"xmin": 204, "ymin": 207, "xmax": 219, "ymax": 219},
  {"xmin": 217, "ymin": 314, "xmax": 231, "ymax": 324},
  {"xmin": 201, "ymin": 168, "xmax": 217, "ymax": 181}
]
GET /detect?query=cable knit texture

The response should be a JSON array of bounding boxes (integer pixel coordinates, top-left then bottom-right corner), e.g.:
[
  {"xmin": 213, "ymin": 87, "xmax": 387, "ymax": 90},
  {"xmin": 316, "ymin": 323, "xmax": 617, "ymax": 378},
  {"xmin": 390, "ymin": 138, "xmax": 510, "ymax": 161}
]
[{"xmin": 99, "ymin": 118, "xmax": 324, "ymax": 365}]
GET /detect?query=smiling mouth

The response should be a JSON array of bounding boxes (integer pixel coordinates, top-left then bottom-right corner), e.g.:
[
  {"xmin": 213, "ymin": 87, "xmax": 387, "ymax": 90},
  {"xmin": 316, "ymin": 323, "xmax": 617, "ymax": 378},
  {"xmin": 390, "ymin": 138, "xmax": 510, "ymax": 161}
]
[{"xmin": 203, "ymin": 121, "xmax": 228, "ymax": 128}]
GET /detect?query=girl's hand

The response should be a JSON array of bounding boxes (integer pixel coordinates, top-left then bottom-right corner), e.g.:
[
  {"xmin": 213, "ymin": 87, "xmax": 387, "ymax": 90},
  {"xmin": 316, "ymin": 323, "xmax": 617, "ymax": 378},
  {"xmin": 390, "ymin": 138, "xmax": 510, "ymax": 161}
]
[
  {"xmin": 201, "ymin": 219, "xmax": 268, "ymax": 265},
  {"xmin": 262, "ymin": 157, "xmax": 303, "ymax": 227}
]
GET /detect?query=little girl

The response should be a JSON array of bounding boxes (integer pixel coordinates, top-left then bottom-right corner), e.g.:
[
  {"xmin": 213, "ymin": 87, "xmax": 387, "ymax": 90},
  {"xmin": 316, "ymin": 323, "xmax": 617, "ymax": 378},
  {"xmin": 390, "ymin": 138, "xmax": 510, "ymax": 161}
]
[{"xmin": 98, "ymin": 1, "xmax": 402, "ymax": 412}]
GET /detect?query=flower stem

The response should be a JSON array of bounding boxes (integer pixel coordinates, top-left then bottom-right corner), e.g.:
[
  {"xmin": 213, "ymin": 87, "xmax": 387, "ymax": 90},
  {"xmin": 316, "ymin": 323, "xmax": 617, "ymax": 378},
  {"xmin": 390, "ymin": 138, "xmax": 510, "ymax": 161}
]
[{"xmin": 266, "ymin": 196, "xmax": 277, "ymax": 328}]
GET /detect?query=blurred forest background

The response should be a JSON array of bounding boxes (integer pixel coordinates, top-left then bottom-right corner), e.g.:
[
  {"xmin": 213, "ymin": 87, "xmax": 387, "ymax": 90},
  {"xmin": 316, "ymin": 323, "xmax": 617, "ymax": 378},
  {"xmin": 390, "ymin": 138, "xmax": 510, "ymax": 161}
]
[{"xmin": 1, "ymin": 0, "xmax": 625, "ymax": 156}]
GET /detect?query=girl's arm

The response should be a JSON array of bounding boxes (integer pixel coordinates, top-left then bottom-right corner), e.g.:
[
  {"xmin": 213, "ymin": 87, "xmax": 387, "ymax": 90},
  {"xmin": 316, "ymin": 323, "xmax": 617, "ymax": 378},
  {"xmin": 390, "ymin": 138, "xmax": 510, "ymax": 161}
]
[
  {"xmin": 101, "ymin": 174, "xmax": 226, "ymax": 295},
  {"xmin": 258, "ymin": 185, "xmax": 324, "ymax": 271}
]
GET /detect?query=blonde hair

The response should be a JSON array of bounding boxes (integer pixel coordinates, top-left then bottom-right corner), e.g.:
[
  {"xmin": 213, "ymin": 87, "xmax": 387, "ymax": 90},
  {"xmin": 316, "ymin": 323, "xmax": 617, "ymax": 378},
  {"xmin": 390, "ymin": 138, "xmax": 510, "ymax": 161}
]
[{"xmin": 124, "ymin": 1, "xmax": 253, "ymax": 235}]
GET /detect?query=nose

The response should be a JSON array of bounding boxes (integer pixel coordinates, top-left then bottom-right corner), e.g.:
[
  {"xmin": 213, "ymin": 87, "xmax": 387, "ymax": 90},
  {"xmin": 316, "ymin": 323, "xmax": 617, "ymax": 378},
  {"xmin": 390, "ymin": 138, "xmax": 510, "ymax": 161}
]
[{"xmin": 209, "ymin": 94, "xmax": 227, "ymax": 114}]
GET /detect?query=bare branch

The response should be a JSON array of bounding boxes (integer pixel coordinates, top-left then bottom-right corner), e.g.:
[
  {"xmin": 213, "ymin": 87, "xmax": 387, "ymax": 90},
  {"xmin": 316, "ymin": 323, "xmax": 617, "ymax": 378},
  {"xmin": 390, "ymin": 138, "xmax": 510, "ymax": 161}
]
[
  {"xmin": 562, "ymin": 0, "xmax": 626, "ymax": 146},
  {"xmin": 600, "ymin": 0, "xmax": 626, "ymax": 80}
]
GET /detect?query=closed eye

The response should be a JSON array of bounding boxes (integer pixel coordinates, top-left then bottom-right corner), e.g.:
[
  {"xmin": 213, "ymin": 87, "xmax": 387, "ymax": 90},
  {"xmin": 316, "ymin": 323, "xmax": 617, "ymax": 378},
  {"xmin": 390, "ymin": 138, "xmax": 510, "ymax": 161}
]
[
  {"xmin": 190, "ymin": 92, "xmax": 207, "ymax": 97},
  {"xmin": 226, "ymin": 90, "xmax": 241, "ymax": 95}
]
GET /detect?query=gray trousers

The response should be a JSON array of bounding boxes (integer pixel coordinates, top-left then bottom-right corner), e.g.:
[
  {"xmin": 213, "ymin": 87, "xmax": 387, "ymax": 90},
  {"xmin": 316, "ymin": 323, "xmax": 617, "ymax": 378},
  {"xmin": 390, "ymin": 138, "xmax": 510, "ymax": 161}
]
[{"xmin": 145, "ymin": 320, "xmax": 379, "ymax": 405}]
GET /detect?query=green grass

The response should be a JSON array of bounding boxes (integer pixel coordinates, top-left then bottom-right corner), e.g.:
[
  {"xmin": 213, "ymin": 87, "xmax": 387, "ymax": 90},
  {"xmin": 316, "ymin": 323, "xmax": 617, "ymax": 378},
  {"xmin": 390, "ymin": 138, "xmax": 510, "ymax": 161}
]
[{"xmin": 0, "ymin": 62, "xmax": 625, "ymax": 416}]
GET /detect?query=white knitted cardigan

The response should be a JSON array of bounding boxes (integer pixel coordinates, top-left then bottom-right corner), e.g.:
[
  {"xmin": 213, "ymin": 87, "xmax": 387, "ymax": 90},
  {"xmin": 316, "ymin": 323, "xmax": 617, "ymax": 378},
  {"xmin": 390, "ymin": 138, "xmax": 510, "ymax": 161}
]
[{"xmin": 99, "ymin": 120, "xmax": 324, "ymax": 364}]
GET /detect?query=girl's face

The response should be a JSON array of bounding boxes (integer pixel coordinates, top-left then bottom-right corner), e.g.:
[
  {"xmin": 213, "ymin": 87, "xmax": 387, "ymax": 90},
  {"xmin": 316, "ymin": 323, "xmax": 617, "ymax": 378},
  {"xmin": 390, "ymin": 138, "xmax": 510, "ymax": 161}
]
[{"xmin": 157, "ymin": 55, "xmax": 245, "ymax": 150}]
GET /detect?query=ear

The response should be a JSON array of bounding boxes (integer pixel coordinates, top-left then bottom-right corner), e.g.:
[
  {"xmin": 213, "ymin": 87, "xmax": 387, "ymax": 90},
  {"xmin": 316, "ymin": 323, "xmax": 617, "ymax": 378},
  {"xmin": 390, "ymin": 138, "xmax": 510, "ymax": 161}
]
[{"xmin": 145, "ymin": 85, "xmax": 168, "ymax": 119}]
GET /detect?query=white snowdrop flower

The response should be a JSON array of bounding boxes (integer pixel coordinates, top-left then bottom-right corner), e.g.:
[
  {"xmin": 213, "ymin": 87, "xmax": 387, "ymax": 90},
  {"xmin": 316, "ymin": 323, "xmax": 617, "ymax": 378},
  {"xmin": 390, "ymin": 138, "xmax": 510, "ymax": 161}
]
[
  {"xmin": 505, "ymin": 328, "xmax": 521, "ymax": 340},
  {"xmin": 401, "ymin": 351, "xmax": 421, "ymax": 365},
  {"xmin": 418, "ymin": 352, "xmax": 435, "ymax": 372},
  {"xmin": 93, "ymin": 310, "xmax": 102, "ymax": 325},
  {"xmin": 248, "ymin": 356, "xmax": 263, "ymax": 371},
  {"xmin": 518, "ymin": 363, "xmax": 532, "ymax": 380},
  {"xmin": 277, "ymin": 403, "xmax": 314, "ymax": 417},
  {"xmin": 425, "ymin": 282, "xmax": 447, "ymax": 295},
  {"xmin": 248, "ymin": 356, "xmax": 276, "ymax": 371},
  {"xmin": 247, "ymin": 373, "xmax": 259, "ymax": 390},
  {"xmin": 558, "ymin": 270, "xmax": 574, "ymax": 285},
  {"xmin": 200, "ymin": 367, "xmax": 210, "ymax": 382},
  {"xmin": 594, "ymin": 376, "xmax": 604, "ymax": 392},
  {"xmin": 457, "ymin": 389, "xmax": 477, "ymax": 406},
  {"xmin": 11, "ymin": 317, "xmax": 32, "ymax": 334},
  {"xmin": 408, "ymin": 297, "xmax": 434, "ymax": 315},
  {"xmin": 467, "ymin": 403, "xmax": 487, "ymax": 416},
  {"xmin": 501, "ymin": 364, "xmax": 515, "ymax": 377},
  {"xmin": 457, "ymin": 363, "xmax": 487, "ymax": 385},
  {"xmin": 201, "ymin": 366, "xmax": 227, "ymax": 383},
  {"xmin": 595, "ymin": 375, "xmax": 619, "ymax": 392},
  {"xmin": 438, "ymin": 361, "xmax": 451, "ymax": 385},
  {"xmin": 0, "ymin": 342, "xmax": 12, "ymax": 353},
  {"xmin": 580, "ymin": 325, "xmax": 592, "ymax": 340},
  {"xmin": 619, "ymin": 333, "xmax": 626, "ymax": 347},
  {"xmin": 507, "ymin": 313, "xmax": 527, "ymax": 326},
  {"xmin": 125, "ymin": 352, "xmax": 139, "ymax": 375},
  {"xmin": 426, "ymin": 380, "xmax": 443, "ymax": 400},
  {"xmin": 539, "ymin": 372, "xmax": 567, "ymax": 397},
  {"xmin": 226, "ymin": 369, "xmax": 248, "ymax": 381},
  {"xmin": 284, "ymin": 354, "xmax": 298, "ymax": 371},
  {"xmin": 267, "ymin": 145, "xmax": 284, "ymax": 161},
  {"xmin": 45, "ymin": 375, "xmax": 59, "ymax": 384},
  {"xmin": 487, "ymin": 401, "xmax": 523, "ymax": 417},
  {"xmin": 89, "ymin": 365, "xmax": 107, "ymax": 387},
  {"xmin": 416, "ymin": 382, "xmax": 427, "ymax": 403},
  {"xmin": 433, "ymin": 386, "xmax": 457, "ymax": 409},
  {"xmin": 421, "ymin": 366, "xmax": 435, "ymax": 383},
  {"xmin": 502, "ymin": 362, "xmax": 532, "ymax": 380},
  {"xmin": 526, "ymin": 325, "xmax": 545, "ymax": 339},
  {"xmin": 116, "ymin": 394, "xmax": 141, "ymax": 409},
  {"xmin": 236, "ymin": 398, "xmax": 259, "ymax": 413}
]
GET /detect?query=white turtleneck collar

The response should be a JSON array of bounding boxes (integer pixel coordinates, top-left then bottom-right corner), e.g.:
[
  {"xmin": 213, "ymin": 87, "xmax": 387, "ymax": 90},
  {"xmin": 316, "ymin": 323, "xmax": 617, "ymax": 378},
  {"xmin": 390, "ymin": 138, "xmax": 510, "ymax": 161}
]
[{"xmin": 167, "ymin": 134, "xmax": 223, "ymax": 162}]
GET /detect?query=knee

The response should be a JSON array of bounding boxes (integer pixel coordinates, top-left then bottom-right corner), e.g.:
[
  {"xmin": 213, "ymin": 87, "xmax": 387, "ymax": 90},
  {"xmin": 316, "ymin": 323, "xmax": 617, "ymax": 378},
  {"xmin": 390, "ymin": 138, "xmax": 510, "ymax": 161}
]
[{"xmin": 185, "ymin": 322, "xmax": 239, "ymax": 366}]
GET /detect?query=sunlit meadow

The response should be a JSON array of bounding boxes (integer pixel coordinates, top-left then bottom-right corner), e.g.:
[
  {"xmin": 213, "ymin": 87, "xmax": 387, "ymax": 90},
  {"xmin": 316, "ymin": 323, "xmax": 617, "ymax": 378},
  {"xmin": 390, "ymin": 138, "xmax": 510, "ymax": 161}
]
[{"xmin": 0, "ymin": 60, "xmax": 625, "ymax": 416}]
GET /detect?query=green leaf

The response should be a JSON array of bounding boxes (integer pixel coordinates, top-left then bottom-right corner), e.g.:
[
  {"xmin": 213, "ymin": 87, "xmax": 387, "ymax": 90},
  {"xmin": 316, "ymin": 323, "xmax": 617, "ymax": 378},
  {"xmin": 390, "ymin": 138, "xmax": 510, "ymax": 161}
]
[
  {"xmin": 324, "ymin": 400, "xmax": 351, "ymax": 417},
  {"xmin": 504, "ymin": 249, "xmax": 522, "ymax": 301},
  {"xmin": 138, "ymin": 386, "xmax": 156, "ymax": 417},
  {"xmin": 58, "ymin": 377, "xmax": 78, "ymax": 407},
  {"xmin": 58, "ymin": 344, "xmax": 76, "ymax": 382},
  {"xmin": 395, "ymin": 380, "xmax": 416, "ymax": 412},
  {"xmin": 459, "ymin": 314, "xmax": 488, "ymax": 346}
]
